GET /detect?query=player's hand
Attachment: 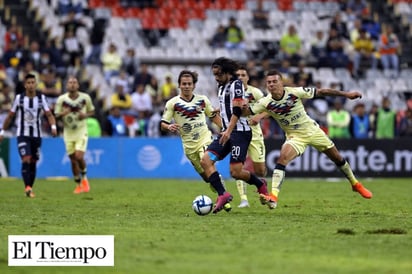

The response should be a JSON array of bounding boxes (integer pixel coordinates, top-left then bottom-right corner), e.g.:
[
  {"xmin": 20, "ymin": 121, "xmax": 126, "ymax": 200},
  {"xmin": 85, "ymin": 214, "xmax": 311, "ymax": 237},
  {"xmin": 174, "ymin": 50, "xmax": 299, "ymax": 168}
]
[
  {"xmin": 248, "ymin": 116, "xmax": 260, "ymax": 126},
  {"xmin": 78, "ymin": 112, "xmax": 87, "ymax": 120},
  {"xmin": 168, "ymin": 124, "xmax": 180, "ymax": 133},
  {"xmin": 346, "ymin": 91, "xmax": 362, "ymax": 100},
  {"xmin": 51, "ymin": 128, "xmax": 58, "ymax": 137},
  {"xmin": 0, "ymin": 135, "xmax": 3, "ymax": 143},
  {"xmin": 219, "ymin": 130, "xmax": 230, "ymax": 145},
  {"xmin": 212, "ymin": 108, "xmax": 220, "ymax": 115}
]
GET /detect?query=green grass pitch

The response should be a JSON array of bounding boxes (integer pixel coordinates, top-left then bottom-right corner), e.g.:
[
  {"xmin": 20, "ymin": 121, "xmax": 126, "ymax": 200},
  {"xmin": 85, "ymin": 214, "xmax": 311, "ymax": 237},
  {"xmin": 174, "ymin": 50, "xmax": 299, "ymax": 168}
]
[{"xmin": 0, "ymin": 178, "xmax": 411, "ymax": 274}]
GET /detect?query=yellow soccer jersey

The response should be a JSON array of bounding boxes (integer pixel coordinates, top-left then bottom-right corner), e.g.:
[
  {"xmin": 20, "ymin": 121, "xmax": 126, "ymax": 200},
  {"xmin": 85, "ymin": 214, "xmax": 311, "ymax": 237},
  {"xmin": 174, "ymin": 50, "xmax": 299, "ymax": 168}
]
[
  {"xmin": 161, "ymin": 94, "xmax": 215, "ymax": 154},
  {"xmin": 55, "ymin": 91, "xmax": 95, "ymax": 141},
  {"xmin": 252, "ymin": 86, "xmax": 318, "ymax": 136},
  {"xmin": 245, "ymin": 85, "xmax": 265, "ymax": 140}
]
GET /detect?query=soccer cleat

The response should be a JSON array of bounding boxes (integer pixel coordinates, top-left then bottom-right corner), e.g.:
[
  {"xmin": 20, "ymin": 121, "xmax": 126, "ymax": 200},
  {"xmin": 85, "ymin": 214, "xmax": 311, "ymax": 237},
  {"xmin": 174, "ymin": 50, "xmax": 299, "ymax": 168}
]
[
  {"xmin": 257, "ymin": 179, "xmax": 269, "ymax": 205},
  {"xmin": 352, "ymin": 182, "xmax": 372, "ymax": 199},
  {"xmin": 260, "ymin": 193, "xmax": 278, "ymax": 209},
  {"xmin": 25, "ymin": 186, "xmax": 35, "ymax": 198},
  {"xmin": 73, "ymin": 185, "xmax": 83, "ymax": 194},
  {"xmin": 238, "ymin": 199, "xmax": 250, "ymax": 208},
  {"xmin": 81, "ymin": 177, "xmax": 90, "ymax": 193},
  {"xmin": 223, "ymin": 203, "xmax": 232, "ymax": 212},
  {"xmin": 213, "ymin": 192, "xmax": 233, "ymax": 214}
]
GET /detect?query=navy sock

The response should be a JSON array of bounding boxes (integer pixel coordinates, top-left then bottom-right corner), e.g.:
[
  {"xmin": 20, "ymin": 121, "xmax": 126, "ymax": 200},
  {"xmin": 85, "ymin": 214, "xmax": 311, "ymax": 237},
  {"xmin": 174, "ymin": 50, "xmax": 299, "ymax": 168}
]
[
  {"xmin": 209, "ymin": 171, "xmax": 225, "ymax": 195},
  {"xmin": 275, "ymin": 163, "xmax": 286, "ymax": 170},
  {"xmin": 22, "ymin": 163, "xmax": 31, "ymax": 187},
  {"xmin": 247, "ymin": 173, "xmax": 263, "ymax": 188},
  {"xmin": 29, "ymin": 162, "xmax": 36, "ymax": 186}
]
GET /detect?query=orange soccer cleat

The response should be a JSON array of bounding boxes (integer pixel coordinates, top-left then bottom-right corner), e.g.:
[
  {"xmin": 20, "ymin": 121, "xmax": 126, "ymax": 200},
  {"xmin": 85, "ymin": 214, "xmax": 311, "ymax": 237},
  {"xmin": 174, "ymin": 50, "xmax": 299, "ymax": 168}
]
[
  {"xmin": 81, "ymin": 178, "xmax": 90, "ymax": 193},
  {"xmin": 352, "ymin": 182, "xmax": 373, "ymax": 199},
  {"xmin": 25, "ymin": 186, "xmax": 35, "ymax": 198},
  {"xmin": 259, "ymin": 193, "xmax": 278, "ymax": 209},
  {"xmin": 73, "ymin": 185, "xmax": 83, "ymax": 194}
]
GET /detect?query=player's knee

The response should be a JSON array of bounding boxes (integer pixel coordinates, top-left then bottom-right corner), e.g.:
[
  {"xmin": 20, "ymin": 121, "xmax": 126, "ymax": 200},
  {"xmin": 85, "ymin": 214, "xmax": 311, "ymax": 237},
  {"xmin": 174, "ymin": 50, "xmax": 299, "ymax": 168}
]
[{"xmin": 255, "ymin": 166, "xmax": 267, "ymax": 177}]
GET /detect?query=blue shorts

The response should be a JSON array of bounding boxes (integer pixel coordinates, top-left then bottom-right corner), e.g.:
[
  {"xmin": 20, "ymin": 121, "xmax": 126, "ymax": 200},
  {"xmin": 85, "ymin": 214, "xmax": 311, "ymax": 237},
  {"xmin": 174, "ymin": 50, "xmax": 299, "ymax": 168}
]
[
  {"xmin": 206, "ymin": 131, "xmax": 252, "ymax": 164},
  {"xmin": 17, "ymin": 136, "xmax": 42, "ymax": 161}
]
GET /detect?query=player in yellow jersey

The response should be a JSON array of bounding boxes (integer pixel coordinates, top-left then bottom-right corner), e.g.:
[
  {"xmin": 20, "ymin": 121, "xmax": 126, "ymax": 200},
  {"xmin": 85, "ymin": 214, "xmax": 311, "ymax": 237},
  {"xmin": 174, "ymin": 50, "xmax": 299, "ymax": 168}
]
[
  {"xmin": 246, "ymin": 70, "xmax": 372, "ymax": 209},
  {"xmin": 160, "ymin": 70, "xmax": 231, "ymax": 211},
  {"xmin": 235, "ymin": 66, "xmax": 267, "ymax": 208},
  {"xmin": 54, "ymin": 76, "xmax": 95, "ymax": 194}
]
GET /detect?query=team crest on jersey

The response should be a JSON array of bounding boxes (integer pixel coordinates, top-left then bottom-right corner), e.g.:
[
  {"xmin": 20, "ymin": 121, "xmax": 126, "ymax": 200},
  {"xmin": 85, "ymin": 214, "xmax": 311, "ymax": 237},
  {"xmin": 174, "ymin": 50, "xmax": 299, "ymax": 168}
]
[
  {"xmin": 174, "ymin": 99, "xmax": 206, "ymax": 120},
  {"xmin": 62, "ymin": 100, "xmax": 86, "ymax": 112},
  {"xmin": 266, "ymin": 94, "xmax": 298, "ymax": 115}
]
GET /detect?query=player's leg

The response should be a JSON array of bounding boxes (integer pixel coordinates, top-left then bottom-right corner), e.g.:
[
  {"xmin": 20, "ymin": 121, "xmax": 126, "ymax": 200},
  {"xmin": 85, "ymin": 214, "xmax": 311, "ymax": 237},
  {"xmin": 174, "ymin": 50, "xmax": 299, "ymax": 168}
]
[
  {"xmin": 200, "ymin": 137, "xmax": 232, "ymax": 213},
  {"xmin": 66, "ymin": 140, "xmax": 81, "ymax": 193},
  {"xmin": 229, "ymin": 132, "xmax": 268, "ymax": 204},
  {"xmin": 322, "ymin": 146, "xmax": 372, "ymax": 198},
  {"xmin": 29, "ymin": 137, "xmax": 42, "ymax": 189},
  {"xmin": 311, "ymin": 128, "xmax": 372, "ymax": 199},
  {"xmin": 75, "ymin": 136, "xmax": 89, "ymax": 192},
  {"xmin": 17, "ymin": 137, "xmax": 35, "ymax": 197}
]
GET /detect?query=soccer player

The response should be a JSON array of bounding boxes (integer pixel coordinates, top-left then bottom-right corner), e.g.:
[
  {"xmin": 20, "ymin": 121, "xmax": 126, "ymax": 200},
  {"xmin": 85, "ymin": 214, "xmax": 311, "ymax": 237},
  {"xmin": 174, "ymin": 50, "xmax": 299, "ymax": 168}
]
[
  {"xmin": 200, "ymin": 57, "xmax": 268, "ymax": 214},
  {"xmin": 0, "ymin": 73, "xmax": 57, "ymax": 197},
  {"xmin": 54, "ymin": 76, "xmax": 95, "ymax": 194},
  {"xmin": 235, "ymin": 66, "xmax": 267, "ymax": 208},
  {"xmin": 160, "ymin": 70, "xmax": 232, "ymax": 211},
  {"xmin": 246, "ymin": 70, "xmax": 372, "ymax": 209}
]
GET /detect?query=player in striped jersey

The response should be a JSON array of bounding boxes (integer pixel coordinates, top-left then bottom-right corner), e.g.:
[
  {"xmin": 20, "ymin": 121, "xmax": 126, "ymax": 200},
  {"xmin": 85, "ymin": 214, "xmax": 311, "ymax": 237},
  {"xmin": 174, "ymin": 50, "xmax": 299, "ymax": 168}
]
[
  {"xmin": 247, "ymin": 70, "xmax": 372, "ymax": 209},
  {"xmin": 0, "ymin": 73, "xmax": 57, "ymax": 198},
  {"xmin": 200, "ymin": 57, "xmax": 268, "ymax": 214},
  {"xmin": 235, "ymin": 66, "xmax": 267, "ymax": 208},
  {"xmin": 54, "ymin": 76, "xmax": 95, "ymax": 194},
  {"xmin": 160, "ymin": 70, "xmax": 233, "ymax": 210}
]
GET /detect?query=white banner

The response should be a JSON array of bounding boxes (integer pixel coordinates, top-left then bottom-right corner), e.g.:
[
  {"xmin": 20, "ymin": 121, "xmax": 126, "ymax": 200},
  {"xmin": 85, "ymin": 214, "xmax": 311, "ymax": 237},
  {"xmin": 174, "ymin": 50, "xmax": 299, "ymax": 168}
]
[{"xmin": 8, "ymin": 235, "xmax": 114, "ymax": 266}]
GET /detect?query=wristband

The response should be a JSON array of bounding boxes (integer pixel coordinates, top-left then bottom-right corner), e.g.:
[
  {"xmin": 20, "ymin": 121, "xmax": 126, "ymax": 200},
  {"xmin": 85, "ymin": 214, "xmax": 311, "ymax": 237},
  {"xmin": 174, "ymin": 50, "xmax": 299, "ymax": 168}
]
[
  {"xmin": 51, "ymin": 125, "xmax": 57, "ymax": 130},
  {"xmin": 0, "ymin": 129, "xmax": 4, "ymax": 136}
]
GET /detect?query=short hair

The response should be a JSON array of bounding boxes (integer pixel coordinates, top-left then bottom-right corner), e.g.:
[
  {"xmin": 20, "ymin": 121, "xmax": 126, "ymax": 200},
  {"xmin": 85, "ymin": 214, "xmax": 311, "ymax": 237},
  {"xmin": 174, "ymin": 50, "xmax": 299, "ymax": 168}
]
[
  {"xmin": 178, "ymin": 70, "xmax": 198, "ymax": 85},
  {"xmin": 24, "ymin": 73, "xmax": 36, "ymax": 81},
  {"xmin": 265, "ymin": 70, "xmax": 283, "ymax": 79},
  {"xmin": 211, "ymin": 57, "xmax": 239, "ymax": 75},
  {"xmin": 237, "ymin": 65, "xmax": 248, "ymax": 75}
]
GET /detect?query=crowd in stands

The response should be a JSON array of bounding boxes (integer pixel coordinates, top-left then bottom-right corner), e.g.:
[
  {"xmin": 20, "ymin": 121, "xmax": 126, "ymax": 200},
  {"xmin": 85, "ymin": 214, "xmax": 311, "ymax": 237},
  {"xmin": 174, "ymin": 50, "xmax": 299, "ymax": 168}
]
[{"xmin": 0, "ymin": 0, "xmax": 411, "ymax": 140}]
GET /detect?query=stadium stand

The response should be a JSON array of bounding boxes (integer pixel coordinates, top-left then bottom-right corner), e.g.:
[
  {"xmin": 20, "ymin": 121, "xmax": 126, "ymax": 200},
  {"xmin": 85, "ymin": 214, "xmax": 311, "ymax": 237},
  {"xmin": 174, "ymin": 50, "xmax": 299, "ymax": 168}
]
[{"xmin": 1, "ymin": 0, "xmax": 411, "ymax": 137}]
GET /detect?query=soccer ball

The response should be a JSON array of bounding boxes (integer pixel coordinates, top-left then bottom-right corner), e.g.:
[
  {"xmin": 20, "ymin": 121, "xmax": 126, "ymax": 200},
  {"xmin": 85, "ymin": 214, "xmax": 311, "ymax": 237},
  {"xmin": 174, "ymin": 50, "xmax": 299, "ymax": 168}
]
[{"xmin": 192, "ymin": 195, "xmax": 213, "ymax": 216}]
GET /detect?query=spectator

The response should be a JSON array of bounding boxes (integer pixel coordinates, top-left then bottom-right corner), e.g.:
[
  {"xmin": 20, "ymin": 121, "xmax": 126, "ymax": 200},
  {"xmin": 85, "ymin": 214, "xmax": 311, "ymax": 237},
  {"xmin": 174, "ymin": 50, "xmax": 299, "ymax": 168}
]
[
  {"xmin": 37, "ymin": 68, "xmax": 63, "ymax": 109},
  {"xmin": 26, "ymin": 41, "xmax": 42, "ymax": 72},
  {"xmin": 62, "ymin": 30, "xmax": 84, "ymax": 68},
  {"xmin": 4, "ymin": 23, "xmax": 23, "ymax": 51},
  {"xmin": 160, "ymin": 74, "xmax": 178, "ymax": 103},
  {"xmin": 44, "ymin": 39, "xmax": 66, "ymax": 77},
  {"xmin": 399, "ymin": 109, "xmax": 412, "ymax": 137},
  {"xmin": 349, "ymin": 102, "xmax": 369, "ymax": 138},
  {"xmin": 101, "ymin": 43, "xmax": 122, "ymax": 83},
  {"xmin": 361, "ymin": 11, "xmax": 380, "ymax": 41},
  {"xmin": 224, "ymin": 17, "xmax": 245, "ymax": 50},
  {"xmin": 352, "ymin": 28, "xmax": 377, "ymax": 78},
  {"xmin": 110, "ymin": 83, "xmax": 132, "ymax": 112},
  {"xmin": 349, "ymin": 18, "xmax": 363, "ymax": 44},
  {"xmin": 368, "ymin": 103, "xmax": 378, "ymax": 138},
  {"xmin": 132, "ymin": 63, "xmax": 153, "ymax": 91},
  {"xmin": 122, "ymin": 47, "xmax": 140, "ymax": 76},
  {"xmin": 145, "ymin": 77, "xmax": 162, "ymax": 110},
  {"xmin": 2, "ymin": 39, "xmax": 25, "ymax": 83},
  {"xmin": 396, "ymin": 99, "xmax": 412, "ymax": 132},
  {"xmin": 86, "ymin": 18, "xmax": 106, "ymax": 65},
  {"xmin": 131, "ymin": 83, "xmax": 153, "ymax": 136},
  {"xmin": 58, "ymin": 0, "xmax": 84, "ymax": 17},
  {"xmin": 330, "ymin": 12, "xmax": 349, "ymax": 40},
  {"xmin": 209, "ymin": 25, "xmax": 226, "ymax": 48},
  {"xmin": 325, "ymin": 28, "xmax": 349, "ymax": 69},
  {"xmin": 278, "ymin": 59, "xmax": 293, "ymax": 85},
  {"xmin": 16, "ymin": 61, "xmax": 40, "ymax": 94},
  {"xmin": 327, "ymin": 99, "xmax": 351, "ymax": 139},
  {"xmin": 59, "ymin": 9, "xmax": 86, "ymax": 36},
  {"xmin": 279, "ymin": 24, "xmax": 302, "ymax": 65},
  {"xmin": 252, "ymin": 0, "xmax": 270, "ymax": 29},
  {"xmin": 310, "ymin": 30, "xmax": 328, "ymax": 68},
  {"xmin": 293, "ymin": 60, "xmax": 314, "ymax": 87},
  {"xmin": 114, "ymin": 70, "xmax": 130, "ymax": 94},
  {"xmin": 378, "ymin": 24, "xmax": 400, "ymax": 78},
  {"xmin": 375, "ymin": 97, "xmax": 396, "ymax": 139},
  {"xmin": 348, "ymin": 0, "xmax": 369, "ymax": 18},
  {"xmin": 104, "ymin": 106, "xmax": 128, "ymax": 137}
]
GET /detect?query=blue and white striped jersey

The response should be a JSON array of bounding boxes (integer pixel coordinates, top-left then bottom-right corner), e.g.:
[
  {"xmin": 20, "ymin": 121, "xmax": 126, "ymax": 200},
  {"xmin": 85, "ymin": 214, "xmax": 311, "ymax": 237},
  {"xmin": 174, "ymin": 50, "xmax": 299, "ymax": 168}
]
[
  {"xmin": 217, "ymin": 78, "xmax": 251, "ymax": 132},
  {"xmin": 10, "ymin": 92, "xmax": 51, "ymax": 138}
]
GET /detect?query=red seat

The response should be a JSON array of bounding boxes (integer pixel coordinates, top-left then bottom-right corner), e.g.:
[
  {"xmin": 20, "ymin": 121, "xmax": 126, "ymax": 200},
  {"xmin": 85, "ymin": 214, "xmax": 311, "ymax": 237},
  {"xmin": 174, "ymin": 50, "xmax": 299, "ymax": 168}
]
[
  {"xmin": 88, "ymin": 0, "xmax": 104, "ymax": 8},
  {"xmin": 112, "ymin": 6, "xmax": 126, "ymax": 17}
]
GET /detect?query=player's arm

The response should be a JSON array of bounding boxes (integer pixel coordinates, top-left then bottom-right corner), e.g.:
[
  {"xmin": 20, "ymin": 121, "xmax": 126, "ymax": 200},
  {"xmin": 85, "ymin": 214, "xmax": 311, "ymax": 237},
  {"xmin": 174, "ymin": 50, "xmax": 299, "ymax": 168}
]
[
  {"xmin": 249, "ymin": 112, "xmax": 269, "ymax": 126},
  {"xmin": 45, "ymin": 110, "xmax": 57, "ymax": 136},
  {"xmin": 210, "ymin": 112, "xmax": 222, "ymax": 131},
  {"xmin": 78, "ymin": 109, "xmax": 95, "ymax": 120},
  {"xmin": 0, "ymin": 110, "xmax": 16, "ymax": 142},
  {"xmin": 316, "ymin": 88, "xmax": 362, "ymax": 100},
  {"xmin": 160, "ymin": 120, "xmax": 180, "ymax": 133}
]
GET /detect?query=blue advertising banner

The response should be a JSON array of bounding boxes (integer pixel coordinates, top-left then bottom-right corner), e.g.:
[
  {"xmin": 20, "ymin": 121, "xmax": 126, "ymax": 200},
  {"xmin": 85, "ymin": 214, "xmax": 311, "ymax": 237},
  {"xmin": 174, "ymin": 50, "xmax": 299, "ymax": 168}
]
[{"xmin": 9, "ymin": 137, "xmax": 230, "ymax": 179}]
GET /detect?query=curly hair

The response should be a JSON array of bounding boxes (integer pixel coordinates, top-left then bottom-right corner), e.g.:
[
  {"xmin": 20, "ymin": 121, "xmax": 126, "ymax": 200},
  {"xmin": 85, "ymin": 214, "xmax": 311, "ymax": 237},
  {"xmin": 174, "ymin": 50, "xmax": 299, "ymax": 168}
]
[{"xmin": 211, "ymin": 57, "xmax": 239, "ymax": 75}]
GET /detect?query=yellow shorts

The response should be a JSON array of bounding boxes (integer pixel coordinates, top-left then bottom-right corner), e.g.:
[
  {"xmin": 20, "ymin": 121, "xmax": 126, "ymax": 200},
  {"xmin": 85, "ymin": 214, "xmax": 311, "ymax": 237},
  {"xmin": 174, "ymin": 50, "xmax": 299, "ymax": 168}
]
[
  {"xmin": 186, "ymin": 144, "xmax": 209, "ymax": 174},
  {"xmin": 285, "ymin": 126, "xmax": 334, "ymax": 156},
  {"xmin": 248, "ymin": 136, "xmax": 266, "ymax": 163},
  {"xmin": 65, "ymin": 136, "xmax": 88, "ymax": 155}
]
